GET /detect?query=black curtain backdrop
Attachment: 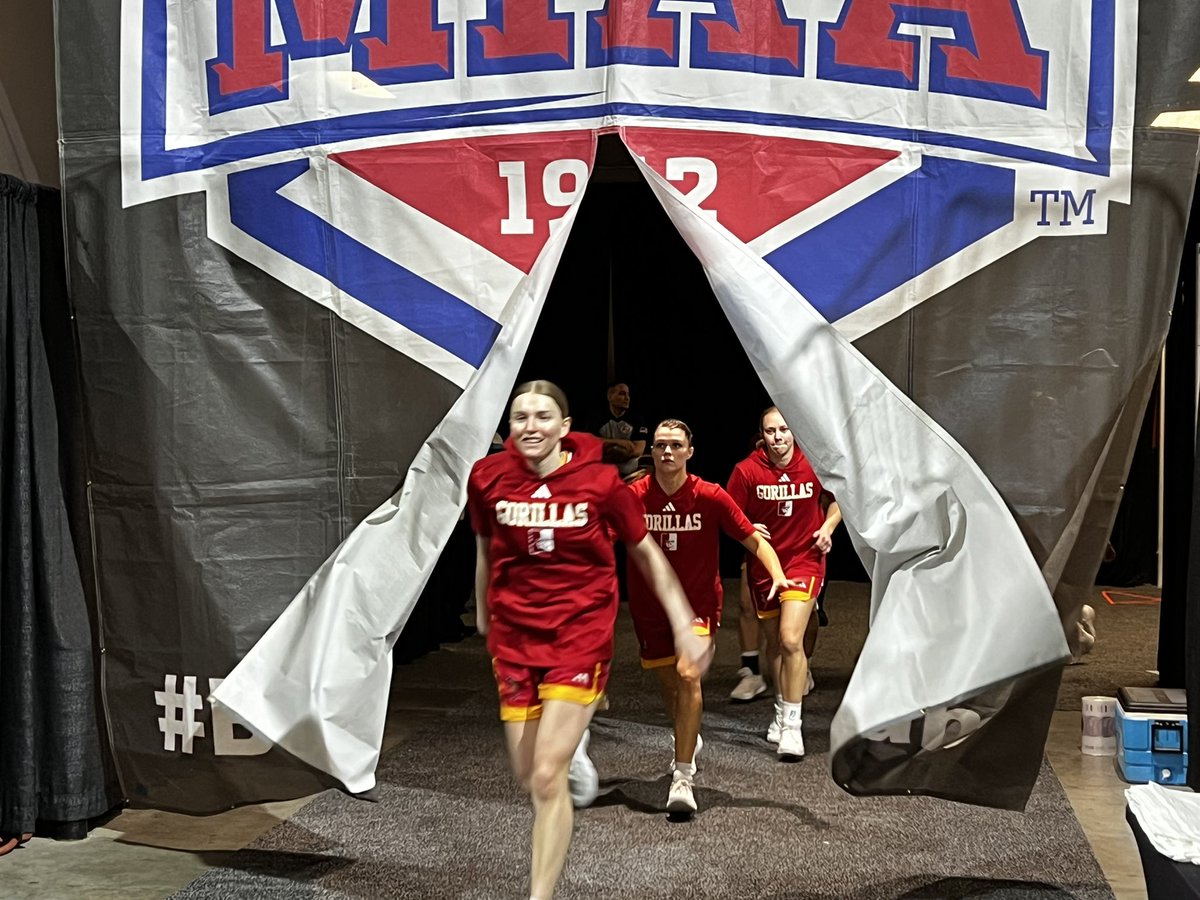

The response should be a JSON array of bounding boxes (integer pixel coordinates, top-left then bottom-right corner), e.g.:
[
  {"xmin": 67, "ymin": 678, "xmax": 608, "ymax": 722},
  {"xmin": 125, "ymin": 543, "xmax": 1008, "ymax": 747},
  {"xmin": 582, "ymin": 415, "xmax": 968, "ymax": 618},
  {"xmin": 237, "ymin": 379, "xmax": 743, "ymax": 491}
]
[
  {"xmin": 1095, "ymin": 378, "xmax": 1160, "ymax": 589},
  {"xmin": 1186, "ymin": 195, "xmax": 1200, "ymax": 791},
  {"xmin": 1162, "ymin": 184, "xmax": 1199, "ymax": 689},
  {"xmin": 0, "ymin": 174, "xmax": 115, "ymax": 837},
  {"xmin": 1190, "ymin": 397, "xmax": 1200, "ymax": 790}
]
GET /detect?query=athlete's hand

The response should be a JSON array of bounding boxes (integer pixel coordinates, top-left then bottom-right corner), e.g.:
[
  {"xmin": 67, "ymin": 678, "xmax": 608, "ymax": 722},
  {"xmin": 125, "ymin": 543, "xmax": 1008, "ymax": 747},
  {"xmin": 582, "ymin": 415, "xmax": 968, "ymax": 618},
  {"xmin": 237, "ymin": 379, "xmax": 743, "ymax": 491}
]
[
  {"xmin": 674, "ymin": 631, "xmax": 715, "ymax": 680},
  {"xmin": 753, "ymin": 523, "xmax": 772, "ymax": 540},
  {"xmin": 813, "ymin": 524, "xmax": 834, "ymax": 554},
  {"xmin": 475, "ymin": 608, "xmax": 490, "ymax": 636},
  {"xmin": 765, "ymin": 575, "xmax": 810, "ymax": 602}
]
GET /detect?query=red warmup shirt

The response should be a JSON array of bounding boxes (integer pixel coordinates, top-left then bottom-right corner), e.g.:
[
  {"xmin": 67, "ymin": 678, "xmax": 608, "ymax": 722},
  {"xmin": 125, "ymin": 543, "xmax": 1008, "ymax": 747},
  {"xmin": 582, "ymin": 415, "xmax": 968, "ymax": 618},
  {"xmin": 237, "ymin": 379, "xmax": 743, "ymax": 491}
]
[
  {"xmin": 467, "ymin": 432, "xmax": 647, "ymax": 667},
  {"xmin": 726, "ymin": 447, "xmax": 828, "ymax": 597},
  {"xmin": 626, "ymin": 474, "xmax": 755, "ymax": 621}
]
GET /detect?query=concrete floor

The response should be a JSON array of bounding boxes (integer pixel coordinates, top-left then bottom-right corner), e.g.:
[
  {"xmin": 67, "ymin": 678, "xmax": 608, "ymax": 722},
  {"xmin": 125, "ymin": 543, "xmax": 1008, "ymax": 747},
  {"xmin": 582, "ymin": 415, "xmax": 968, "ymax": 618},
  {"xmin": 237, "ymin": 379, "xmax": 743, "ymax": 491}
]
[
  {"xmin": 3, "ymin": 585, "xmax": 1163, "ymax": 899},
  {"xmin": 1047, "ymin": 710, "xmax": 1148, "ymax": 900}
]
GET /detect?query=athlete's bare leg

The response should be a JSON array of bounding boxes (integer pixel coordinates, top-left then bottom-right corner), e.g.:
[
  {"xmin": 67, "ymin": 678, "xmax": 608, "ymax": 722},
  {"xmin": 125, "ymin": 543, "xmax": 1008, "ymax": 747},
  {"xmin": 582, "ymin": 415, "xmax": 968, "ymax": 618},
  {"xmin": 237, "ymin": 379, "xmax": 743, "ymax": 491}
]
[
  {"xmin": 731, "ymin": 569, "xmax": 768, "ymax": 701},
  {"xmin": 803, "ymin": 608, "xmax": 818, "ymax": 659},
  {"xmin": 761, "ymin": 604, "xmax": 813, "ymax": 705},
  {"xmin": 504, "ymin": 716, "xmax": 540, "ymax": 793},
  {"xmin": 778, "ymin": 600, "xmax": 814, "ymax": 704},
  {"xmin": 653, "ymin": 665, "xmax": 702, "ymax": 766},
  {"xmin": 761, "ymin": 615, "xmax": 781, "ymax": 693},
  {"xmin": 505, "ymin": 699, "xmax": 598, "ymax": 900},
  {"xmin": 652, "ymin": 665, "xmax": 677, "ymax": 719},
  {"xmin": 737, "ymin": 571, "xmax": 759, "ymax": 659}
]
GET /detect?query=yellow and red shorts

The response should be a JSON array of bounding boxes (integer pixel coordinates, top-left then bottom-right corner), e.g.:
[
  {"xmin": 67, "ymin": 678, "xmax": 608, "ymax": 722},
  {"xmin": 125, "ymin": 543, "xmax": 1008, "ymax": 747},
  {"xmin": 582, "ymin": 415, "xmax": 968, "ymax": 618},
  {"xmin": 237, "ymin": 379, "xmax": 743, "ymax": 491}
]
[
  {"xmin": 752, "ymin": 571, "xmax": 822, "ymax": 620},
  {"xmin": 634, "ymin": 615, "xmax": 714, "ymax": 669},
  {"xmin": 492, "ymin": 658, "xmax": 610, "ymax": 722}
]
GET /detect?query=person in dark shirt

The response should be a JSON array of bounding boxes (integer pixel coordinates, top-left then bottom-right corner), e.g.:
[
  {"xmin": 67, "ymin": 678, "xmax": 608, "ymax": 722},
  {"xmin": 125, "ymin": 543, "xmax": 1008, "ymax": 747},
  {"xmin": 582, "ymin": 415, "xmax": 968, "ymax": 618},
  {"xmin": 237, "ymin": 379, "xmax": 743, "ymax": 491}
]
[{"xmin": 594, "ymin": 381, "xmax": 651, "ymax": 480}]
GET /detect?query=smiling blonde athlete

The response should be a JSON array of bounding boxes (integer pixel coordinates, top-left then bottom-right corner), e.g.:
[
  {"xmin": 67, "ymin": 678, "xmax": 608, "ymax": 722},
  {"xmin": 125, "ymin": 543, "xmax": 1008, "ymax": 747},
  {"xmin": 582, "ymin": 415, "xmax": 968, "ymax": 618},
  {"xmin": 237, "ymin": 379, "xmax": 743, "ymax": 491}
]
[{"xmin": 468, "ymin": 381, "xmax": 712, "ymax": 900}]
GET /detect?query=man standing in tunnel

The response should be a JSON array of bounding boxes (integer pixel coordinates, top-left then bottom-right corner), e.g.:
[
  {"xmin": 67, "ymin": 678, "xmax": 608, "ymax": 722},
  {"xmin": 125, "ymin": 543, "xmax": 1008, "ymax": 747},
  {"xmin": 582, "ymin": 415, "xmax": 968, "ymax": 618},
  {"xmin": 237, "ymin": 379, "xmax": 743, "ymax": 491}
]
[{"xmin": 594, "ymin": 381, "xmax": 650, "ymax": 481}]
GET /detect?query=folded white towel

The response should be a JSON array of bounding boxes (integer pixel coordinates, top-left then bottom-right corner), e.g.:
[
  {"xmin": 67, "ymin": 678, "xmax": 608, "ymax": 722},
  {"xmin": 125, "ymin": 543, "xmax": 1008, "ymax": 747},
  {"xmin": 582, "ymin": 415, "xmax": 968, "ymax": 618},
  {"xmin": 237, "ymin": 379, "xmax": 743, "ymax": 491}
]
[{"xmin": 1127, "ymin": 782, "xmax": 1200, "ymax": 865}]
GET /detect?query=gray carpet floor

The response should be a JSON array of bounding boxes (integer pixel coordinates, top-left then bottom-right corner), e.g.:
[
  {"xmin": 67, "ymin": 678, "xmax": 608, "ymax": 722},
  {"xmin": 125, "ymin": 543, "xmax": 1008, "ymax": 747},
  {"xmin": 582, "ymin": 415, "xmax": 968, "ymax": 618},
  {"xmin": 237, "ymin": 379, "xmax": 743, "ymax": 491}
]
[{"xmin": 172, "ymin": 582, "xmax": 1138, "ymax": 899}]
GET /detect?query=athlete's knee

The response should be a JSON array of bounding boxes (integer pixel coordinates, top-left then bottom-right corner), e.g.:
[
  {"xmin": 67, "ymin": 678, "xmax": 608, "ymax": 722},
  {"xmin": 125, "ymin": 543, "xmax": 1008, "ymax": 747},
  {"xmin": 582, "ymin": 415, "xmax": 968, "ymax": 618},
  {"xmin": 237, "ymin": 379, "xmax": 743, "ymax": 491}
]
[
  {"xmin": 779, "ymin": 626, "xmax": 805, "ymax": 656},
  {"xmin": 677, "ymin": 669, "xmax": 702, "ymax": 697},
  {"xmin": 528, "ymin": 758, "xmax": 568, "ymax": 802}
]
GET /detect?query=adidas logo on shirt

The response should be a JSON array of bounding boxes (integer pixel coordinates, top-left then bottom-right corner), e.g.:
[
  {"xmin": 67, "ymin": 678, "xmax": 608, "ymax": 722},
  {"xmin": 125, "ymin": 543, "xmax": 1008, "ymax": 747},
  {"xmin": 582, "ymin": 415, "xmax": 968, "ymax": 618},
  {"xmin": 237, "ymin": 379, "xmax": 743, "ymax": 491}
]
[
  {"xmin": 779, "ymin": 474, "xmax": 791, "ymax": 483},
  {"xmin": 531, "ymin": 484, "xmax": 552, "ymax": 499},
  {"xmin": 663, "ymin": 501, "xmax": 676, "ymax": 512}
]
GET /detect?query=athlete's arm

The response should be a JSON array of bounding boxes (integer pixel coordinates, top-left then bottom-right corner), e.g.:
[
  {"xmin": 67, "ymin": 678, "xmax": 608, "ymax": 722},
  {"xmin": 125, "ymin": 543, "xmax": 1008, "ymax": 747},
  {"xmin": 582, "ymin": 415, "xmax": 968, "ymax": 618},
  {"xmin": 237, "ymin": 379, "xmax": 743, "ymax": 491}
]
[
  {"xmin": 473, "ymin": 535, "xmax": 490, "ymax": 636},
  {"xmin": 813, "ymin": 497, "xmax": 842, "ymax": 554},
  {"xmin": 740, "ymin": 533, "xmax": 790, "ymax": 601},
  {"xmin": 625, "ymin": 535, "xmax": 714, "ymax": 680}
]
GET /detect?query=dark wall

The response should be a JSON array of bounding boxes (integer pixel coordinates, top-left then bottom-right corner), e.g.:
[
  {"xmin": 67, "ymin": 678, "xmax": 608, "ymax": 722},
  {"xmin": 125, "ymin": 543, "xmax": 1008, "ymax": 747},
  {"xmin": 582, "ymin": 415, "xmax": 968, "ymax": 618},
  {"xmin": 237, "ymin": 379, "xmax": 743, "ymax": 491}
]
[{"xmin": 1160, "ymin": 182, "xmax": 1200, "ymax": 684}]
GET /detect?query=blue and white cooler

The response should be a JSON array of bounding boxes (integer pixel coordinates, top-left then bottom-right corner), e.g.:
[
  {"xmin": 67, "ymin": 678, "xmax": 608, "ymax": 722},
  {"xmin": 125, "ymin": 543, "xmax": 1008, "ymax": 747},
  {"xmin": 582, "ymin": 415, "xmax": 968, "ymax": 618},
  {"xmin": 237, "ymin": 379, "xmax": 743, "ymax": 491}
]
[{"xmin": 1116, "ymin": 687, "xmax": 1189, "ymax": 786}]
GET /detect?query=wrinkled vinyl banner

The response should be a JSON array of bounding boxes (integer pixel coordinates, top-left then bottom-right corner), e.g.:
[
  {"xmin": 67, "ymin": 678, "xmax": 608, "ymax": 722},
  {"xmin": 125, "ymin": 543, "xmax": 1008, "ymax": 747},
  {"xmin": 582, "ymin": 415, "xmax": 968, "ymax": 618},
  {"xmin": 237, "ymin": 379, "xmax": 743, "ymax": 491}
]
[{"xmin": 55, "ymin": 0, "xmax": 1199, "ymax": 811}]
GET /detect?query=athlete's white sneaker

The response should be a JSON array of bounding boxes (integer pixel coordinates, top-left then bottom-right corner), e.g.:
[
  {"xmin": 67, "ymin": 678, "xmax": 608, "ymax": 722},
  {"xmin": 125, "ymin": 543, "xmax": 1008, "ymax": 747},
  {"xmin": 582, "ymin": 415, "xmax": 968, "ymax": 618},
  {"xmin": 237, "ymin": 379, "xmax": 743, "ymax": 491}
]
[
  {"xmin": 666, "ymin": 771, "xmax": 698, "ymax": 814},
  {"xmin": 766, "ymin": 704, "xmax": 784, "ymax": 744},
  {"xmin": 669, "ymin": 733, "xmax": 703, "ymax": 773},
  {"xmin": 568, "ymin": 730, "xmax": 599, "ymax": 808},
  {"xmin": 730, "ymin": 667, "xmax": 767, "ymax": 701},
  {"xmin": 804, "ymin": 669, "xmax": 815, "ymax": 696},
  {"xmin": 777, "ymin": 724, "xmax": 805, "ymax": 759}
]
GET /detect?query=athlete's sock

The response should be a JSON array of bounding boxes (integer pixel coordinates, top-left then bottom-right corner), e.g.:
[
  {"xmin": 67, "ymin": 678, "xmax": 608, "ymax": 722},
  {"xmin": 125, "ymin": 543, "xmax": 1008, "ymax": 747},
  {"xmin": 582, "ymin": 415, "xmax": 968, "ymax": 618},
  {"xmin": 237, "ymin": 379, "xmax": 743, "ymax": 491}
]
[
  {"xmin": 673, "ymin": 761, "xmax": 696, "ymax": 778},
  {"xmin": 741, "ymin": 651, "xmax": 760, "ymax": 675},
  {"xmin": 781, "ymin": 700, "xmax": 803, "ymax": 726}
]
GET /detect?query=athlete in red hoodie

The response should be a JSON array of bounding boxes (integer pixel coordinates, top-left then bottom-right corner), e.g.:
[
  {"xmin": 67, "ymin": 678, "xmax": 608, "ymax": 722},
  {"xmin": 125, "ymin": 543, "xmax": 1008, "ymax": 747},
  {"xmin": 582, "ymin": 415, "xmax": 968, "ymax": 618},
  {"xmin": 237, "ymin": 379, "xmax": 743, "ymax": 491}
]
[
  {"xmin": 726, "ymin": 407, "xmax": 841, "ymax": 760},
  {"xmin": 468, "ymin": 381, "xmax": 710, "ymax": 900},
  {"xmin": 627, "ymin": 418, "xmax": 791, "ymax": 814}
]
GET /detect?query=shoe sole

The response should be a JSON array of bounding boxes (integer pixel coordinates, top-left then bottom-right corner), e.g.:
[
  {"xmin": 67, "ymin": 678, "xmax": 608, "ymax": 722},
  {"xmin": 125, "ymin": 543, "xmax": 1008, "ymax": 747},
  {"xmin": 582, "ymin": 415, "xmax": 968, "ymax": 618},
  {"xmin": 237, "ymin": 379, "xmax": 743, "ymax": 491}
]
[
  {"xmin": 667, "ymin": 798, "xmax": 698, "ymax": 814},
  {"xmin": 730, "ymin": 685, "xmax": 767, "ymax": 702},
  {"xmin": 776, "ymin": 735, "xmax": 804, "ymax": 759}
]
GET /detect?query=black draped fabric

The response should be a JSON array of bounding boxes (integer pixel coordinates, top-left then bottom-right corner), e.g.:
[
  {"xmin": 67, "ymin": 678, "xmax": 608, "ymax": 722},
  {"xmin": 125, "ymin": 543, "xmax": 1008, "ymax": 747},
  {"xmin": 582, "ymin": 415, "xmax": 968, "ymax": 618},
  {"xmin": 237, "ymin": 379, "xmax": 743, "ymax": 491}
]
[
  {"xmin": 1189, "ymin": 369, "xmax": 1200, "ymax": 793},
  {"xmin": 0, "ymin": 174, "xmax": 114, "ymax": 835}
]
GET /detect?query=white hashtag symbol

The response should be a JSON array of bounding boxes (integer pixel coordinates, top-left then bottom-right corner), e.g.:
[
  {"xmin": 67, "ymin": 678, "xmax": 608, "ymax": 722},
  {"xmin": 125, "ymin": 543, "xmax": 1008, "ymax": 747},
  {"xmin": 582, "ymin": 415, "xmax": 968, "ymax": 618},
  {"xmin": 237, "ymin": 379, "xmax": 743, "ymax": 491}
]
[{"xmin": 155, "ymin": 675, "xmax": 206, "ymax": 753}]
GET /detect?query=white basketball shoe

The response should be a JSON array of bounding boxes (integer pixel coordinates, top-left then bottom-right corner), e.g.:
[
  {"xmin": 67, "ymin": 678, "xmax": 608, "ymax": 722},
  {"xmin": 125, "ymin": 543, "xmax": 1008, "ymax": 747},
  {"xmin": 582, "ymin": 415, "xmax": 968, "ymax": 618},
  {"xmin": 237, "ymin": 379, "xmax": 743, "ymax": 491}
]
[{"xmin": 568, "ymin": 729, "xmax": 599, "ymax": 808}]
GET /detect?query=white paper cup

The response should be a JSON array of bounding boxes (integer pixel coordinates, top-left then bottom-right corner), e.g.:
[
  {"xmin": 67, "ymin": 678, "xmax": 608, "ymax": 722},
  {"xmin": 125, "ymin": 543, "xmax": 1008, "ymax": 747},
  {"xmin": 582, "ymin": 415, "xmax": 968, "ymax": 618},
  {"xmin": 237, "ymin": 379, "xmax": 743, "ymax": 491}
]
[{"xmin": 1081, "ymin": 695, "xmax": 1117, "ymax": 756}]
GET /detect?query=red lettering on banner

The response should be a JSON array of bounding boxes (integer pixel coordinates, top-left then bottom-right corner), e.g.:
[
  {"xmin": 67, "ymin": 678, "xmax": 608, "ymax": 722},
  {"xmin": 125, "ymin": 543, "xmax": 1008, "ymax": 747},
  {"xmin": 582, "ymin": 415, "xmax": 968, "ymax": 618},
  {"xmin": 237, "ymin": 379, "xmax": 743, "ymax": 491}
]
[
  {"xmin": 358, "ymin": 0, "xmax": 451, "ymax": 74},
  {"xmin": 210, "ymin": 0, "xmax": 285, "ymax": 97},
  {"xmin": 475, "ymin": 3, "xmax": 570, "ymax": 62},
  {"xmin": 624, "ymin": 127, "xmax": 898, "ymax": 245},
  {"xmin": 284, "ymin": 0, "xmax": 358, "ymax": 44},
  {"xmin": 597, "ymin": 0, "xmax": 675, "ymax": 57},
  {"xmin": 701, "ymin": 6, "xmax": 802, "ymax": 69},
  {"xmin": 829, "ymin": 0, "xmax": 1044, "ymax": 99}
]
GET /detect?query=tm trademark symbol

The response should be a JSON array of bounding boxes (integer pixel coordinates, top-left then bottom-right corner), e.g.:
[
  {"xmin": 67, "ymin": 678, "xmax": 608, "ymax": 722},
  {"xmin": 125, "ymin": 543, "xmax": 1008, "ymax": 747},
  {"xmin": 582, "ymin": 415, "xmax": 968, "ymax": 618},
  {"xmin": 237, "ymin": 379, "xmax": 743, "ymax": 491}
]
[{"xmin": 1029, "ymin": 188, "xmax": 1097, "ymax": 226}]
